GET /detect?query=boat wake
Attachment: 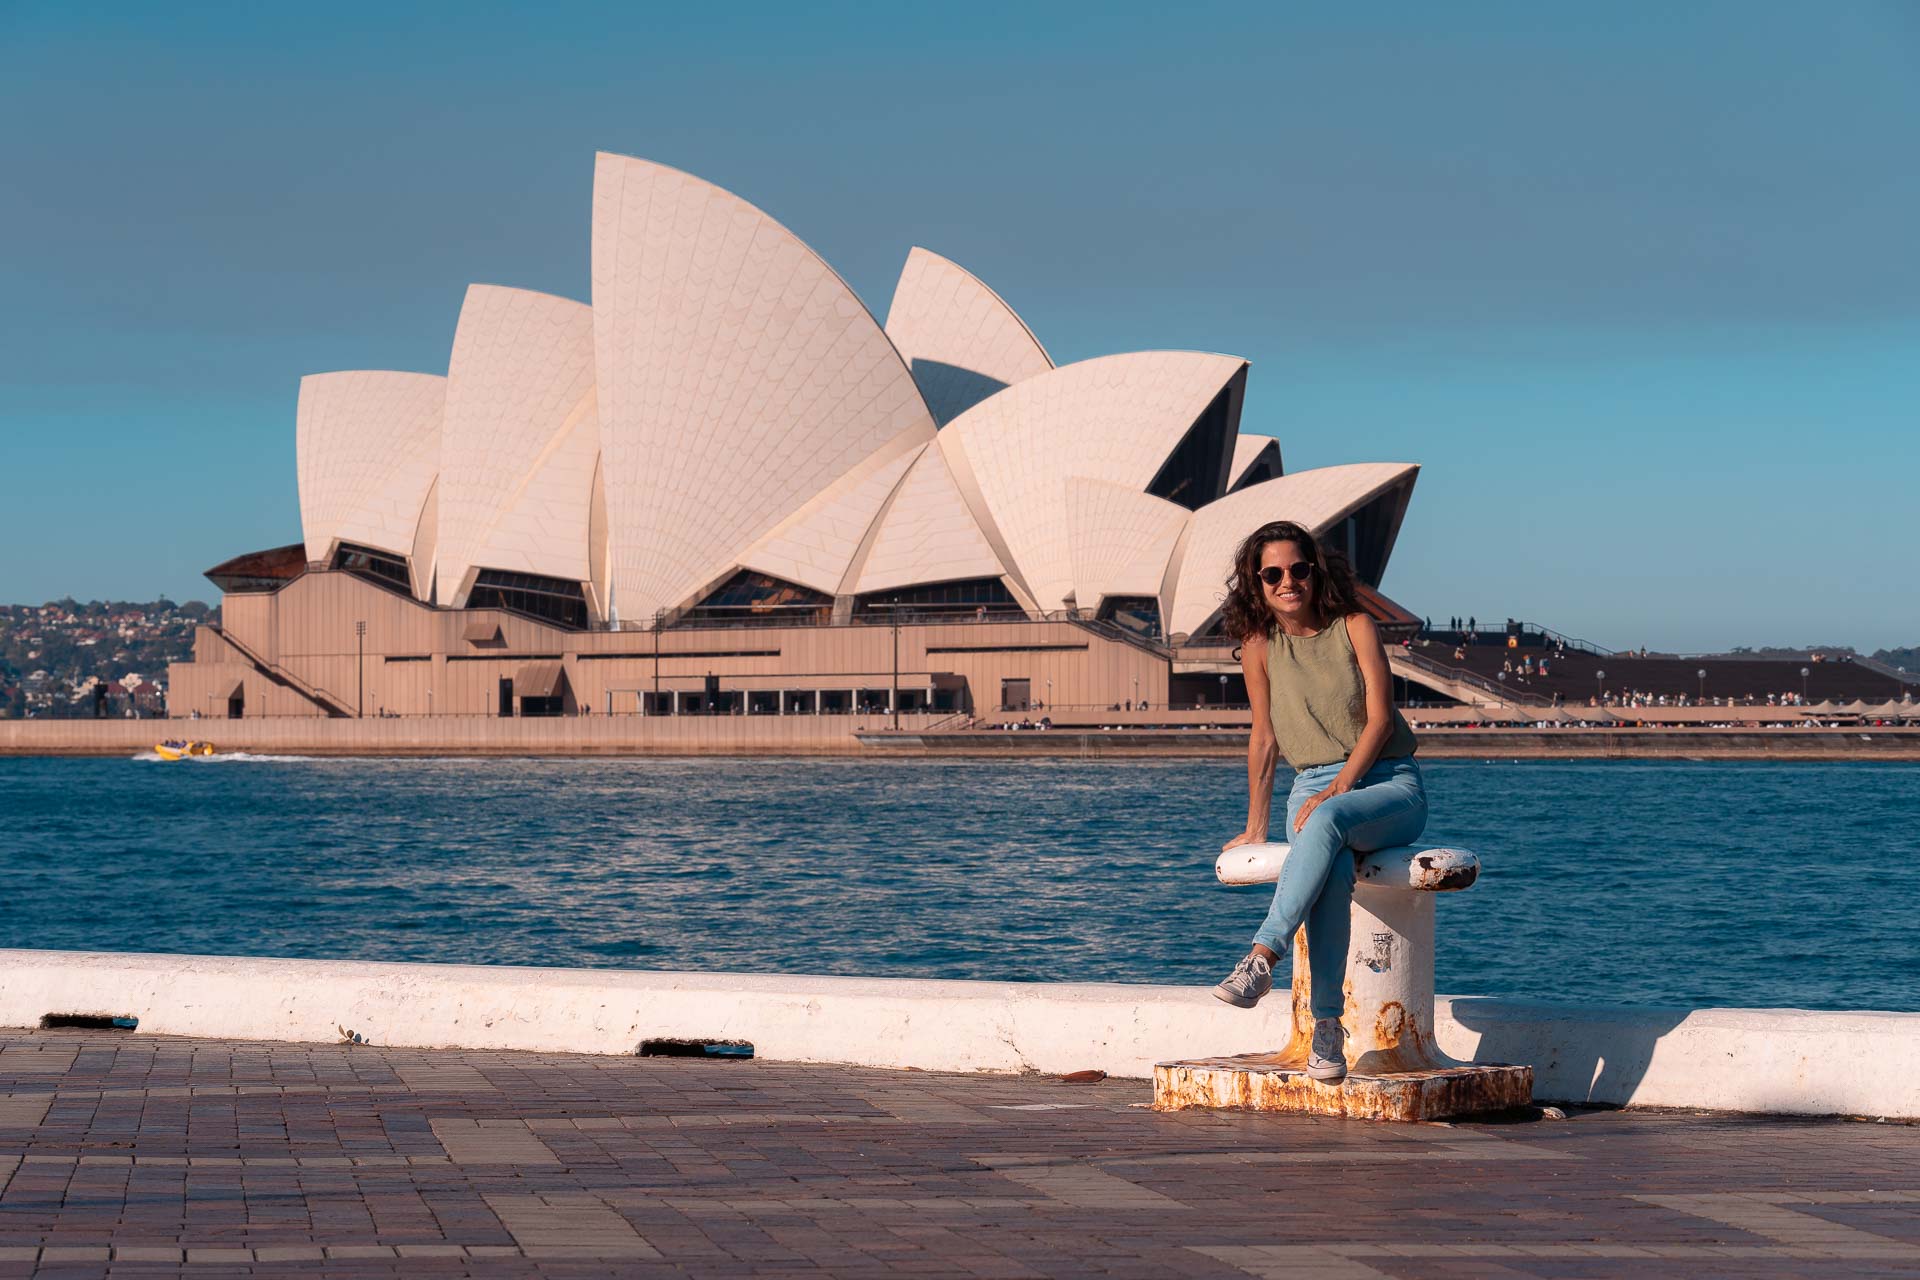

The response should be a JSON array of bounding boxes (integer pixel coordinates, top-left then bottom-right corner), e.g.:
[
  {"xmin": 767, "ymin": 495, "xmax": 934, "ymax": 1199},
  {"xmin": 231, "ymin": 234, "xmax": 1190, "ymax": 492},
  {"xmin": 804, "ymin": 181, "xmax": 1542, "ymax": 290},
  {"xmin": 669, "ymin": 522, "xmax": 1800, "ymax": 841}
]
[{"xmin": 132, "ymin": 750, "xmax": 314, "ymax": 764}]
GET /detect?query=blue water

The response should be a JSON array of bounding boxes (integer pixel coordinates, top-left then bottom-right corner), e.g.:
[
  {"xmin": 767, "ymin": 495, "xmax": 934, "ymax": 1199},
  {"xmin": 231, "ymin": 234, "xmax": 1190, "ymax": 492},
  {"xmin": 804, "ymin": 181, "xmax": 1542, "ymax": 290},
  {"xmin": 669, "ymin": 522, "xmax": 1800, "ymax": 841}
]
[{"xmin": 1, "ymin": 756, "xmax": 1914, "ymax": 1012}]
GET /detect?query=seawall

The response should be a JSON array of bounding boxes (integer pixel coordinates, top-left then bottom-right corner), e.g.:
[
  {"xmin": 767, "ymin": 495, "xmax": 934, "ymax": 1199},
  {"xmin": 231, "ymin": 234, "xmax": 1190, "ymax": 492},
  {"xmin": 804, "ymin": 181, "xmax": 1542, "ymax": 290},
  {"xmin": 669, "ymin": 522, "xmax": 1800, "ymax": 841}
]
[
  {"xmin": 0, "ymin": 714, "xmax": 921, "ymax": 757},
  {"xmin": 5, "ymin": 718, "xmax": 1918, "ymax": 759},
  {"xmin": 2, "ymin": 949, "xmax": 1914, "ymax": 1119},
  {"xmin": 866, "ymin": 727, "xmax": 1920, "ymax": 760}
]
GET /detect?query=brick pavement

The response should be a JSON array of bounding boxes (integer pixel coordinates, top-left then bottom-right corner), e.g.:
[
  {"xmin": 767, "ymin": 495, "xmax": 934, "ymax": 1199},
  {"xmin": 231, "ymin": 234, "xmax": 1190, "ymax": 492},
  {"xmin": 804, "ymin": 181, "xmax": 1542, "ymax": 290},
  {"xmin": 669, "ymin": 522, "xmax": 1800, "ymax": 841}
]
[{"xmin": 2, "ymin": 1028, "xmax": 1917, "ymax": 1277}]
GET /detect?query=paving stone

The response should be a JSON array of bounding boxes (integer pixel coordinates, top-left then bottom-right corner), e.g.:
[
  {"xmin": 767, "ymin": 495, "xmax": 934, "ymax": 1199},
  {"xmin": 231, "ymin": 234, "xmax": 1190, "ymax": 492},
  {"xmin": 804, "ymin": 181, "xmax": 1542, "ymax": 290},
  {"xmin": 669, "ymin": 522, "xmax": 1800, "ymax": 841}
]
[{"xmin": 0, "ymin": 1028, "xmax": 1917, "ymax": 1276}]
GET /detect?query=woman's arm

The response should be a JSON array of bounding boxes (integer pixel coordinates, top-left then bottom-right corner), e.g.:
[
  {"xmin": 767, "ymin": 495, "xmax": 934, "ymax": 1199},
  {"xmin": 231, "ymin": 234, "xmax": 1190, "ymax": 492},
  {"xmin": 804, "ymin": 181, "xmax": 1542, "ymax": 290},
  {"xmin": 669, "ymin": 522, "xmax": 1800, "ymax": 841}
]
[
  {"xmin": 1291, "ymin": 613, "xmax": 1397, "ymax": 832},
  {"xmin": 1226, "ymin": 636, "xmax": 1279, "ymax": 850}
]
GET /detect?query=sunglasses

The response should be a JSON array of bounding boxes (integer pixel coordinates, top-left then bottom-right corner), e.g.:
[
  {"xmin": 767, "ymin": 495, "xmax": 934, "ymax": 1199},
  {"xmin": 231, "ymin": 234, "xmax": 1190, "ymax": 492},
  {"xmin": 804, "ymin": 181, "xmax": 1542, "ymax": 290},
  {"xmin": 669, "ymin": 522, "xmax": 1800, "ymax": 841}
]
[{"xmin": 1259, "ymin": 562, "xmax": 1315, "ymax": 587}]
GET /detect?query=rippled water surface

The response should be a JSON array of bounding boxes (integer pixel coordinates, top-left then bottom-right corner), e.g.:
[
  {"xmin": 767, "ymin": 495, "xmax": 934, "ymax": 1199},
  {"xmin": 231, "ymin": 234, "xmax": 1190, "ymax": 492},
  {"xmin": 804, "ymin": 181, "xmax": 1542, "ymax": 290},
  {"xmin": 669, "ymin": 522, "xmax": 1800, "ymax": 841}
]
[{"xmin": 2, "ymin": 755, "xmax": 1914, "ymax": 1011}]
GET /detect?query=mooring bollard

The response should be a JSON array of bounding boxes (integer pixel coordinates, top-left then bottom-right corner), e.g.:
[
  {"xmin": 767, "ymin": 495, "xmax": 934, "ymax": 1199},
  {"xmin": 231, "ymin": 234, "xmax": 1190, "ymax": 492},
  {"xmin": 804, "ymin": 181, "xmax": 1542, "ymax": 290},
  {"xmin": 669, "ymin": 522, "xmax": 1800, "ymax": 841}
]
[{"xmin": 1154, "ymin": 842, "xmax": 1533, "ymax": 1121}]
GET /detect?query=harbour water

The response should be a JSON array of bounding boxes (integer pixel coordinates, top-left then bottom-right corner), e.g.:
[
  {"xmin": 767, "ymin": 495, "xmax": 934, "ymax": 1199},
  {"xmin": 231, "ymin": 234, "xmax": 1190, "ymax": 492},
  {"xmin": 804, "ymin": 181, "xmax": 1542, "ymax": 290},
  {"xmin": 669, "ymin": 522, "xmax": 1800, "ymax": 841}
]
[{"xmin": 2, "ymin": 756, "xmax": 1913, "ymax": 1013}]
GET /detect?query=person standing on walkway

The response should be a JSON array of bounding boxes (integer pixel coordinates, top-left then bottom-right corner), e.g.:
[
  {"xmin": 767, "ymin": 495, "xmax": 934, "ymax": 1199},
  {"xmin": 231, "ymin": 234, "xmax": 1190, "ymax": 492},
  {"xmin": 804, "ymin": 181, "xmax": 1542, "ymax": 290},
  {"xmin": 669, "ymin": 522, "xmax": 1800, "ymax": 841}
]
[{"xmin": 1209, "ymin": 519, "xmax": 1428, "ymax": 1083}]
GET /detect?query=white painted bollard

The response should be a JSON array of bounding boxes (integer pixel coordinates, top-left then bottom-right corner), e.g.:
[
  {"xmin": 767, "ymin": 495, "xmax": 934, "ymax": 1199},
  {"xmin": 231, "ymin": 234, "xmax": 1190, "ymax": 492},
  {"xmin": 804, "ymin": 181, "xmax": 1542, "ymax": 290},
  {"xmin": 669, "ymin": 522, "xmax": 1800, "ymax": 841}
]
[{"xmin": 1156, "ymin": 843, "xmax": 1534, "ymax": 1120}]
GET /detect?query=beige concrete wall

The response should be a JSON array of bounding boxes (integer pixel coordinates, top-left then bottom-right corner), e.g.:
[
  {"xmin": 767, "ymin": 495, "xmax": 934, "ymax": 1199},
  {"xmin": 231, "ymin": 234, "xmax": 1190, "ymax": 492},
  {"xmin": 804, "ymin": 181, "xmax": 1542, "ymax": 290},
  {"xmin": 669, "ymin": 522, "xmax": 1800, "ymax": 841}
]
[
  {"xmin": 2, "ymin": 713, "xmax": 939, "ymax": 756},
  {"xmin": 198, "ymin": 569, "xmax": 1173, "ymax": 719}
]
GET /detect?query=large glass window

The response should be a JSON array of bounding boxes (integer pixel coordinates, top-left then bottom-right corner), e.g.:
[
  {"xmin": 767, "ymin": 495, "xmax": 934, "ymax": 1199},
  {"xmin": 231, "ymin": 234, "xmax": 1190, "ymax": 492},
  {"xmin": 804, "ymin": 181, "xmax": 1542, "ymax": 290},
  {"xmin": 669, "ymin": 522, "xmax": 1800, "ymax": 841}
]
[
  {"xmin": 468, "ymin": 570, "xmax": 589, "ymax": 630},
  {"xmin": 853, "ymin": 577, "xmax": 1022, "ymax": 623},
  {"xmin": 1146, "ymin": 378, "xmax": 1240, "ymax": 511},
  {"xmin": 1228, "ymin": 440, "xmax": 1280, "ymax": 492},
  {"xmin": 1097, "ymin": 595, "xmax": 1163, "ymax": 640},
  {"xmin": 674, "ymin": 571, "xmax": 832, "ymax": 629},
  {"xmin": 331, "ymin": 543, "xmax": 411, "ymax": 592},
  {"xmin": 1337, "ymin": 486, "xmax": 1411, "ymax": 588}
]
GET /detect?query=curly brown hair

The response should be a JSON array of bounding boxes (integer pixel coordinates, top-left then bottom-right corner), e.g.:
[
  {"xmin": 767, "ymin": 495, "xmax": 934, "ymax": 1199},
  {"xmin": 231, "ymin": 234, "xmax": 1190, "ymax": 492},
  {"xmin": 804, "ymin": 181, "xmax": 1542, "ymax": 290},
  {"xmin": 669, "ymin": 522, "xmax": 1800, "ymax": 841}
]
[{"xmin": 1219, "ymin": 520, "xmax": 1358, "ymax": 643}]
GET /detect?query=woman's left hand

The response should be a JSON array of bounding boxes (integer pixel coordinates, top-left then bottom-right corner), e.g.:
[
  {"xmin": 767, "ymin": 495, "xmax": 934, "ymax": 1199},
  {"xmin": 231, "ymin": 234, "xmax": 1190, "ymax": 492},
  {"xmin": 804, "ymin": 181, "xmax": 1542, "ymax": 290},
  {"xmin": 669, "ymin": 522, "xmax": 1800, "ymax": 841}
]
[{"xmin": 1292, "ymin": 781, "xmax": 1351, "ymax": 833}]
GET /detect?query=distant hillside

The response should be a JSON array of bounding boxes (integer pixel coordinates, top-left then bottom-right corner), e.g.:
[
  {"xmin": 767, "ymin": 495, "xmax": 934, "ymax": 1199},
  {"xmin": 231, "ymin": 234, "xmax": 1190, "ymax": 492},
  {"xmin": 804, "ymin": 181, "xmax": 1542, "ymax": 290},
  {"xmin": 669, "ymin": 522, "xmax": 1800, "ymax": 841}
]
[
  {"xmin": 1728, "ymin": 643, "xmax": 1917, "ymax": 673},
  {"xmin": 1875, "ymin": 646, "xmax": 1919, "ymax": 673},
  {"xmin": 0, "ymin": 598, "xmax": 215, "ymax": 717}
]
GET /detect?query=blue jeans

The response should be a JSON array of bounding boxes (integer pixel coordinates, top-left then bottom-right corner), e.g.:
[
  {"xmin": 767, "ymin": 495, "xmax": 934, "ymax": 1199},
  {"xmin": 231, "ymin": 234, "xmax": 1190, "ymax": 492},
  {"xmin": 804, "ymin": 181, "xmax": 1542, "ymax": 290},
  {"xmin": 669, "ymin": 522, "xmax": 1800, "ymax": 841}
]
[{"xmin": 1254, "ymin": 756, "xmax": 1428, "ymax": 1019}]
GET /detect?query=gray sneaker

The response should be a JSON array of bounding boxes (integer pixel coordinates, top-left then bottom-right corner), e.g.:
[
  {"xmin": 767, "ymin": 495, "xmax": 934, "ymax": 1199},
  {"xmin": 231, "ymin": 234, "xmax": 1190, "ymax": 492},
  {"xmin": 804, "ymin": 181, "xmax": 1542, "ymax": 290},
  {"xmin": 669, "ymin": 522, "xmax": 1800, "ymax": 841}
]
[
  {"xmin": 1308, "ymin": 1017, "xmax": 1347, "ymax": 1081},
  {"xmin": 1211, "ymin": 953, "xmax": 1273, "ymax": 1008}
]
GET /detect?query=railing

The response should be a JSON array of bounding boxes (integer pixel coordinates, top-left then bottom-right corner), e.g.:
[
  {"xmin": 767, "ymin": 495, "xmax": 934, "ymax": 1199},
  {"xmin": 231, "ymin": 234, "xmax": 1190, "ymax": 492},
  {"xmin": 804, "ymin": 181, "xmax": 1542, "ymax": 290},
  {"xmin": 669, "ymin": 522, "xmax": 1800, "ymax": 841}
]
[
  {"xmin": 980, "ymin": 701, "xmax": 1251, "ymax": 714},
  {"xmin": 1064, "ymin": 614, "xmax": 1172, "ymax": 658},
  {"xmin": 1422, "ymin": 621, "xmax": 1614, "ymax": 658},
  {"xmin": 617, "ymin": 606, "xmax": 1047, "ymax": 633},
  {"xmin": 1389, "ymin": 646, "xmax": 1553, "ymax": 707},
  {"xmin": 1848, "ymin": 653, "xmax": 1920, "ymax": 686},
  {"xmin": 210, "ymin": 625, "xmax": 353, "ymax": 717}
]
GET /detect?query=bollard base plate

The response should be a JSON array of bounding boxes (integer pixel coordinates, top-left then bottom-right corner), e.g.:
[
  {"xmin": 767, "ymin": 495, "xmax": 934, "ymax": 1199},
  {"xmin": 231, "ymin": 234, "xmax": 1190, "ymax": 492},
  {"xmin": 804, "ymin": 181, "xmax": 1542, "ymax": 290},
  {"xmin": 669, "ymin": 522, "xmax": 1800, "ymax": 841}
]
[{"xmin": 1153, "ymin": 1055, "xmax": 1533, "ymax": 1122}]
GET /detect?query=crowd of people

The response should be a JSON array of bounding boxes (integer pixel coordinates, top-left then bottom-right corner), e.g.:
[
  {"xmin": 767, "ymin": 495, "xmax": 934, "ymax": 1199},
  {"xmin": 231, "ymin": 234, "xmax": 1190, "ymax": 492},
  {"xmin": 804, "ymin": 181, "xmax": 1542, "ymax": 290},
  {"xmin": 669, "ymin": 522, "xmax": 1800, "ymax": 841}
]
[{"xmin": 1590, "ymin": 689, "xmax": 1829, "ymax": 709}]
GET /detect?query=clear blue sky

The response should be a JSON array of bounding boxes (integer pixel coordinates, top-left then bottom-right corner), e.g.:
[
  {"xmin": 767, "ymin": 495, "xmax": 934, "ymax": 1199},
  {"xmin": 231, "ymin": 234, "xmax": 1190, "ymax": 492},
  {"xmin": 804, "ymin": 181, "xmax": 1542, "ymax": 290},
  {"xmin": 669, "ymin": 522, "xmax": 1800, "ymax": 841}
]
[{"xmin": 2, "ymin": 1, "xmax": 1915, "ymax": 652}]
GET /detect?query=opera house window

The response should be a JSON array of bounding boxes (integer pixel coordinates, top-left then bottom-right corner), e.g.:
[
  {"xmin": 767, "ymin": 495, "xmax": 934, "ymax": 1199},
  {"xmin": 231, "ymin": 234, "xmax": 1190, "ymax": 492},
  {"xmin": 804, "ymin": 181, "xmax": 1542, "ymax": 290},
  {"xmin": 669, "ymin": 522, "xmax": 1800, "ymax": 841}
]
[
  {"xmin": 331, "ymin": 543, "xmax": 411, "ymax": 592},
  {"xmin": 853, "ymin": 577, "xmax": 1021, "ymax": 622},
  {"xmin": 678, "ymin": 571, "xmax": 831, "ymax": 629},
  {"xmin": 1098, "ymin": 596, "xmax": 1164, "ymax": 639},
  {"xmin": 1146, "ymin": 384, "xmax": 1237, "ymax": 510},
  {"xmin": 467, "ymin": 570, "xmax": 589, "ymax": 630}
]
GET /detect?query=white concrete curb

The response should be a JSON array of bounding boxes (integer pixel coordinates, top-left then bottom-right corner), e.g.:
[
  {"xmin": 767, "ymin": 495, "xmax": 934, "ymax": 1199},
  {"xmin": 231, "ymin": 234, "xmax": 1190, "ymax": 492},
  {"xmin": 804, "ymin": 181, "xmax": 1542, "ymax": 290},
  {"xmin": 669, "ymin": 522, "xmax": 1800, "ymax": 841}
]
[{"xmin": 2, "ymin": 949, "xmax": 1914, "ymax": 1119}]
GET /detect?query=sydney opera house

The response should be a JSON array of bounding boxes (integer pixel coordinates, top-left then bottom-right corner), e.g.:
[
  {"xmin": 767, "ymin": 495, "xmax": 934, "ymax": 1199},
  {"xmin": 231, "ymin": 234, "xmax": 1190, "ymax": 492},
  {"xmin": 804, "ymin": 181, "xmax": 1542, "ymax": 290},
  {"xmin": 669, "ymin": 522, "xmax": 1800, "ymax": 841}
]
[{"xmin": 168, "ymin": 153, "xmax": 1418, "ymax": 722}]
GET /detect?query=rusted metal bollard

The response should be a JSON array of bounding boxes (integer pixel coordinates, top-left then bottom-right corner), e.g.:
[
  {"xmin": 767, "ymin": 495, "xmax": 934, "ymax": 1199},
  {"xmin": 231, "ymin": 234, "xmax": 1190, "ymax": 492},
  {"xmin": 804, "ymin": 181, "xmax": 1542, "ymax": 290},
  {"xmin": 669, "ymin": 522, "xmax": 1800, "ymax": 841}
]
[{"xmin": 1154, "ymin": 843, "xmax": 1533, "ymax": 1121}]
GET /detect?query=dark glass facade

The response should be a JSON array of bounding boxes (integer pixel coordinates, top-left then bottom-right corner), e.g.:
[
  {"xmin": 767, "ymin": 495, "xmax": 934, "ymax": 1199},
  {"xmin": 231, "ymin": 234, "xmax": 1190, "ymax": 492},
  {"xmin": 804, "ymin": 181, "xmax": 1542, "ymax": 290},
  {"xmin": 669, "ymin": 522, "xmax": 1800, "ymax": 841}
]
[
  {"xmin": 1097, "ymin": 595, "xmax": 1163, "ymax": 639},
  {"xmin": 1227, "ymin": 439, "xmax": 1281, "ymax": 492},
  {"xmin": 1146, "ymin": 370, "xmax": 1243, "ymax": 510},
  {"xmin": 853, "ymin": 577, "xmax": 1021, "ymax": 621},
  {"xmin": 331, "ymin": 543, "xmax": 411, "ymax": 593},
  {"xmin": 468, "ymin": 570, "xmax": 590, "ymax": 630},
  {"xmin": 1333, "ymin": 486, "xmax": 1409, "ymax": 587},
  {"xmin": 676, "ymin": 571, "xmax": 831, "ymax": 629}
]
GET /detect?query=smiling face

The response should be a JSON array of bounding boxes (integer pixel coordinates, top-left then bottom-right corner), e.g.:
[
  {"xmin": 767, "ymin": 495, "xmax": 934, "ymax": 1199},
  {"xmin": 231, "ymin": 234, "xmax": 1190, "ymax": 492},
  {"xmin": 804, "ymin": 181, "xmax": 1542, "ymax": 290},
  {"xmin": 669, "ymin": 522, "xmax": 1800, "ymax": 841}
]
[{"xmin": 1260, "ymin": 539, "xmax": 1318, "ymax": 626}]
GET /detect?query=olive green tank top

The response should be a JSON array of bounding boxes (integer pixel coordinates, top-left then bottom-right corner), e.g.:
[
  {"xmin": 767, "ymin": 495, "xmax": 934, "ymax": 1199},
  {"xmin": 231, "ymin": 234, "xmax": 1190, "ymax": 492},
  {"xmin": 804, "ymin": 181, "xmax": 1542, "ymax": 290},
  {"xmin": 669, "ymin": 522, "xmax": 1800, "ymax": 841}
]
[{"xmin": 1266, "ymin": 617, "xmax": 1417, "ymax": 769}]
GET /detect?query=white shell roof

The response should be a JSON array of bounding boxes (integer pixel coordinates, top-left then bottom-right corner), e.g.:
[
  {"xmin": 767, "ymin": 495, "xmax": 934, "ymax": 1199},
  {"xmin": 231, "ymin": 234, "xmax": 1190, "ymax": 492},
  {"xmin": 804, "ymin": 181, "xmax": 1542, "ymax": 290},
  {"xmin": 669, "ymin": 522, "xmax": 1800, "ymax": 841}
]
[
  {"xmin": 295, "ymin": 370, "xmax": 445, "ymax": 583},
  {"xmin": 590, "ymin": 152, "xmax": 937, "ymax": 621},
  {"xmin": 737, "ymin": 432, "xmax": 924, "ymax": 595},
  {"xmin": 1063, "ymin": 478, "xmax": 1190, "ymax": 614},
  {"xmin": 852, "ymin": 441, "xmax": 1007, "ymax": 596},
  {"xmin": 438, "ymin": 285, "xmax": 598, "ymax": 604},
  {"xmin": 470, "ymin": 391, "xmax": 601, "ymax": 594},
  {"xmin": 884, "ymin": 247, "xmax": 1053, "ymax": 426},
  {"xmin": 938, "ymin": 351, "xmax": 1248, "ymax": 613},
  {"xmin": 1163, "ymin": 462, "xmax": 1419, "ymax": 638},
  {"xmin": 282, "ymin": 155, "xmax": 1422, "ymax": 629}
]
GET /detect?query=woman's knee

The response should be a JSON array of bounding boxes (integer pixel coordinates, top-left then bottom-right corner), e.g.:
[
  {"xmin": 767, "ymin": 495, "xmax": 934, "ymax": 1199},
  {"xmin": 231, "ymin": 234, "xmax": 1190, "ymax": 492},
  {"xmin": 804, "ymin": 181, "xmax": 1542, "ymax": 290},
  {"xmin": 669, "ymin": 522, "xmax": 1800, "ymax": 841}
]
[{"xmin": 1294, "ymin": 804, "xmax": 1349, "ymax": 849}]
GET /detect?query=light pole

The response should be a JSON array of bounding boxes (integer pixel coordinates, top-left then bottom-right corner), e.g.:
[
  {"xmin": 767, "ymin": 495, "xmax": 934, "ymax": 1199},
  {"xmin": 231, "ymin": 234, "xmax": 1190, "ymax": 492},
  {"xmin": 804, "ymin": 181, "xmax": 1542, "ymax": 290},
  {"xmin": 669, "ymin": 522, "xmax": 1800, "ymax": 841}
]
[
  {"xmin": 1595, "ymin": 668, "xmax": 1606, "ymax": 703},
  {"xmin": 1045, "ymin": 677, "xmax": 1052, "ymax": 710},
  {"xmin": 1219, "ymin": 673, "xmax": 1229, "ymax": 707},
  {"xmin": 1696, "ymin": 668, "xmax": 1706, "ymax": 704},
  {"xmin": 652, "ymin": 608, "xmax": 663, "ymax": 716},
  {"xmin": 1800, "ymin": 666, "xmax": 1810, "ymax": 703},
  {"xmin": 427, "ymin": 687, "xmax": 433, "ymax": 717},
  {"xmin": 891, "ymin": 594, "xmax": 900, "ymax": 731},
  {"xmin": 1497, "ymin": 669, "xmax": 1508, "ymax": 706},
  {"xmin": 355, "ymin": 620, "xmax": 366, "ymax": 717},
  {"xmin": 1132, "ymin": 674, "xmax": 1139, "ymax": 709}
]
